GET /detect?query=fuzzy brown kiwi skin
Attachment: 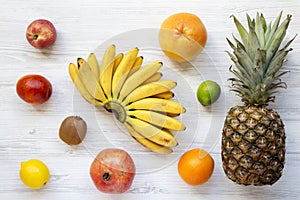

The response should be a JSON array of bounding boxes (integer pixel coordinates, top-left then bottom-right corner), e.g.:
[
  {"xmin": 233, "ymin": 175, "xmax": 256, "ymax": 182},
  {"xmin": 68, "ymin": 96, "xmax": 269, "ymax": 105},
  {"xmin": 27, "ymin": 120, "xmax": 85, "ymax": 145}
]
[{"xmin": 59, "ymin": 116, "xmax": 87, "ymax": 145}]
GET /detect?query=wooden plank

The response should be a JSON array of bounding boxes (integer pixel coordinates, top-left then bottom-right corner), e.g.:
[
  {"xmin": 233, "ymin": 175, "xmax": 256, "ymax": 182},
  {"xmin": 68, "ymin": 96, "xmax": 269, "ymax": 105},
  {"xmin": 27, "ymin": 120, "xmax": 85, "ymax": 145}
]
[{"xmin": 0, "ymin": 0, "xmax": 300, "ymax": 199}]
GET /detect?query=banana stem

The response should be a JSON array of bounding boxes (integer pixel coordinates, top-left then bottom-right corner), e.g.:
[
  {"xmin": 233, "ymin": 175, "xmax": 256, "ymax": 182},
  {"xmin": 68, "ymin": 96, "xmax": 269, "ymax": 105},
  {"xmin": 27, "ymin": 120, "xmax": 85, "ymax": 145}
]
[{"xmin": 104, "ymin": 101, "xmax": 126, "ymax": 123}]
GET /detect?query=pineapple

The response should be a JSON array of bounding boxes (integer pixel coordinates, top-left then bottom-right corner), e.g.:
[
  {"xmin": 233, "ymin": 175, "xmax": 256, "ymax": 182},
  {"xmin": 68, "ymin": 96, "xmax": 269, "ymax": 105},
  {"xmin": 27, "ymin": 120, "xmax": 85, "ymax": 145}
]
[{"xmin": 222, "ymin": 12, "xmax": 295, "ymax": 186}]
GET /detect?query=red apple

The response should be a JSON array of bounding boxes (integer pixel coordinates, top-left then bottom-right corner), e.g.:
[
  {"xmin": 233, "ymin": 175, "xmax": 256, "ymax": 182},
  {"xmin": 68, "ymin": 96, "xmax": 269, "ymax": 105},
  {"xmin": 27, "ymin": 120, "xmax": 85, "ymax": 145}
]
[
  {"xmin": 26, "ymin": 19, "xmax": 57, "ymax": 49},
  {"xmin": 90, "ymin": 149, "xmax": 136, "ymax": 194},
  {"xmin": 16, "ymin": 74, "xmax": 52, "ymax": 104}
]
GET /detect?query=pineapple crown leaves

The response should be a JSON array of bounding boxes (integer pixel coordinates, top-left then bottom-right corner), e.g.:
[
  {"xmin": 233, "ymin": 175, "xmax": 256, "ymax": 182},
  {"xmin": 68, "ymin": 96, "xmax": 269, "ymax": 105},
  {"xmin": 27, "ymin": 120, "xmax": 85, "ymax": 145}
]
[{"xmin": 227, "ymin": 11, "xmax": 296, "ymax": 106}]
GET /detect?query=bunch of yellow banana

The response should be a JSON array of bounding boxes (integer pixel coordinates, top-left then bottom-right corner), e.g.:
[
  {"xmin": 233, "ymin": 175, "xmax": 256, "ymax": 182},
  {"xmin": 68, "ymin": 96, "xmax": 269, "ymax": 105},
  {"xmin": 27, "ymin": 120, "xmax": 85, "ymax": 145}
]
[{"xmin": 68, "ymin": 44, "xmax": 186, "ymax": 154}]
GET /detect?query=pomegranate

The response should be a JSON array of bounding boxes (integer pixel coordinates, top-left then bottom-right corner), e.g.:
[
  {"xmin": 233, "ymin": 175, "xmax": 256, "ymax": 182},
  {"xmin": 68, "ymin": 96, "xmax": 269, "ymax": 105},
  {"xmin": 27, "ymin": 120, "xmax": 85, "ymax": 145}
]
[{"xmin": 90, "ymin": 148, "xmax": 135, "ymax": 193}]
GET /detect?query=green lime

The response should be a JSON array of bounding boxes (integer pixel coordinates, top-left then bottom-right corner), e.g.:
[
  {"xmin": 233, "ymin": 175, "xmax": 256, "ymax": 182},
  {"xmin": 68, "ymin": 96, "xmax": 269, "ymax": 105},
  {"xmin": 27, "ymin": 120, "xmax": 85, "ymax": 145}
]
[{"xmin": 196, "ymin": 80, "xmax": 221, "ymax": 106}]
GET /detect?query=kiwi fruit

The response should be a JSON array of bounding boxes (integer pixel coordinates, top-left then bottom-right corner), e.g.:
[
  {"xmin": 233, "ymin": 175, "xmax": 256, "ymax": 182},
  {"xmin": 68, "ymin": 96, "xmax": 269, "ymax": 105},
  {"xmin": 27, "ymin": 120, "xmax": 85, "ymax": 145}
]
[{"xmin": 59, "ymin": 116, "xmax": 87, "ymax": 145}]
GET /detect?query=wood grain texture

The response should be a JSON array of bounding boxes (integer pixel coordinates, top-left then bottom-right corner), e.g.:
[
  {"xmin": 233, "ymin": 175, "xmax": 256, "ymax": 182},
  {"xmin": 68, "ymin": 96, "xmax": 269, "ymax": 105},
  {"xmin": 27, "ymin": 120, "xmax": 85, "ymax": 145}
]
[{"xmin": 1, "ymin": 0, "xmax": 300, "ymax": 199}]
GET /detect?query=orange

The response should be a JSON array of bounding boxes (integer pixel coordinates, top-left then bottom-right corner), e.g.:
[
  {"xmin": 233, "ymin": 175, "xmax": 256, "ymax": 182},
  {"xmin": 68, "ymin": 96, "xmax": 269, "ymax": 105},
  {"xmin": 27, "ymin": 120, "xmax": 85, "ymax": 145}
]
[
  {"xmin": 159, "ymin": 12, "xmax": 207, "ymax": 62},
  {"xmin": 177, "ymin": 148, "xmax": 214, "ymax": 185}
]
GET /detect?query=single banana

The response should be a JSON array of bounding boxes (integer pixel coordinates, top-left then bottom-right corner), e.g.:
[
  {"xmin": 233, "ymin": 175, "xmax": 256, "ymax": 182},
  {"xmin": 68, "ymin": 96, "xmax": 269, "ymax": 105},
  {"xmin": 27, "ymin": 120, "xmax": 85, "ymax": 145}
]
[
  {"xmin": 87, "ymin": 53, "xmax": 100, "ymax": 79},
  {"xmin": 127, "ymin": 110, "xmax": 186, "ymax": 131},
  {"xmin": 112, "ymin": 53, "xmax": 124, "ymax": 74},
  {"xmin": 112, "ymin": 47, "xmax": 139, "ymax": 100},
  {"xmin": 122, "ymin": 80, "xmax": 177, "ymax": 105},
  {"xmin": 125, "ymin": 117, "xmax": 178, "ymax": 147},
  {"xmin": 127, "ymin": 56, "xmax": 144, "ymax": 77},
  {"xmin": 77, "ymin": 58, "xmax": 107, "ymax": 103},
  {"xmin": 68, "ymin": 63, "xmax": 103, "ymax": 106},
  {"xmin": 118, "ymin": 61, "xmax": 163, "ymax": 101},
  {"xmin": 143, "ymin": 72, "xmax": 163, "ymax": 84},
  {"xmin": 125, "ymin": 98, "xmax": 185, "ymax": 114},
  {"xmin": 99, "ymin": 45, "xmax": 116, "ymax": 100},
  {"xmin": 151, "ymin": 91, "xmax": 174, "ymax": 99},
  {"xmin": 124, "ymin": 123, "xmax": 173, "ymax": 154}
]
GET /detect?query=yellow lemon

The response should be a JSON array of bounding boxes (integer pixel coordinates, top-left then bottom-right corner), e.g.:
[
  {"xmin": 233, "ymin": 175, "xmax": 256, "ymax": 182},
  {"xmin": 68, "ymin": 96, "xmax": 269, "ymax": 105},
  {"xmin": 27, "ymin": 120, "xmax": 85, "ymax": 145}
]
[{"xmin": 19, "ymin": 159, "xmax": 50, "ymax": 189}]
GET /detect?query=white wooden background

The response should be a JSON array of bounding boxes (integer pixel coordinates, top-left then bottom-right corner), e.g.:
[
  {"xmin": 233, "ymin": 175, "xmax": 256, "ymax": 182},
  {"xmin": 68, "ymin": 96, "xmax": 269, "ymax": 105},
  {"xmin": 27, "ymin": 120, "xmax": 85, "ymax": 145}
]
[{"xmin": 1, "ymin": 0, "xmax": 300, "ymax": 199}]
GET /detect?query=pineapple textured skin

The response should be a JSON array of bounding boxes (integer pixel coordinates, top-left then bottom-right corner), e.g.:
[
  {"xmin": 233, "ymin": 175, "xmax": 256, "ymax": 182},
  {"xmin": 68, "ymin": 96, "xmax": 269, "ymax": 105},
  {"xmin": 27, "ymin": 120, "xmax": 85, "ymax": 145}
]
[{"xmin": 222, "ymin": 105, "xmax": 285, "ymax": 185}]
